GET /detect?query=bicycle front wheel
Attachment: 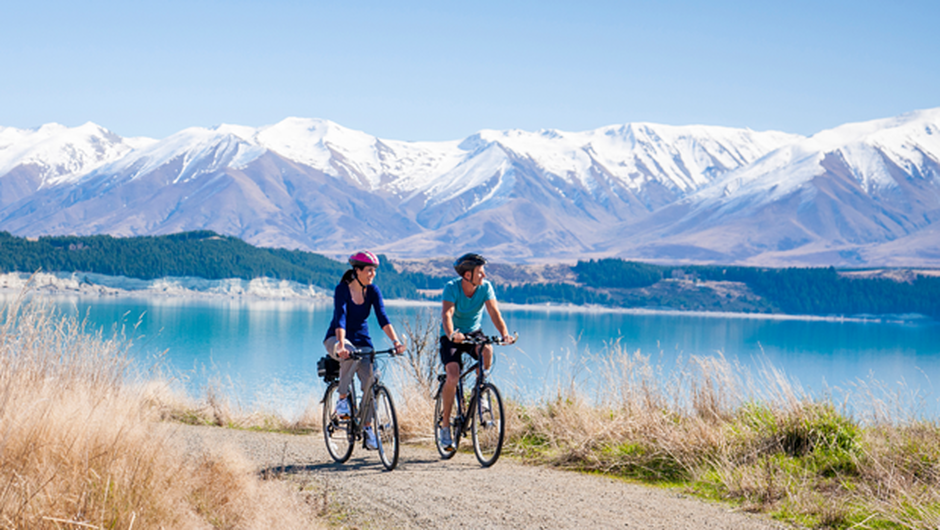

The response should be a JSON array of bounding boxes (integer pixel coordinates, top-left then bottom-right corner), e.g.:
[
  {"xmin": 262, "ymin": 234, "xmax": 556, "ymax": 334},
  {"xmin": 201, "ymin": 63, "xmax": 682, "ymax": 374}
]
[
  {"xmin": 471, "ymin": 382, "xmax": 505, "ymax": 467},
  {"xmin": 322, "ymin": 382, "xmax": 354, "ymax": 463},
  {"xmin": 433, "ymin": 380, "xmax": 460, "ymax": 459},
  {"xmin": 372, "ymin": 385, "xmax": 399, "ymax": 471}
]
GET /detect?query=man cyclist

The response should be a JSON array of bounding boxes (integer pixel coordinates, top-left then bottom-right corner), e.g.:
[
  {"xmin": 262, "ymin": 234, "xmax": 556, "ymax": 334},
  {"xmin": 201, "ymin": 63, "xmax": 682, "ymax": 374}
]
[{"xmin": 438, "ymin": 252, "xmax": 515, "ymax": 452}]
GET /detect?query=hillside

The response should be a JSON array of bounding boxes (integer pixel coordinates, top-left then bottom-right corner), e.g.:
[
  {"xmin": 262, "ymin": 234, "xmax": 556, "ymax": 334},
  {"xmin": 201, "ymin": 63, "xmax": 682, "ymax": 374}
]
[{"xmin": 0, "ymin": 230, "xmax": 417, "ymax": 298}]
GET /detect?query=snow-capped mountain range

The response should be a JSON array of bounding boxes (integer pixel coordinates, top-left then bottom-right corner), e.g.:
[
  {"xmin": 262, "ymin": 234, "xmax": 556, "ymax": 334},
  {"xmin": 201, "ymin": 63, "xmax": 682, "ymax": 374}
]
[{"xmin": 1, "ymin": 108, "xmax": 938, "ymax": 266}]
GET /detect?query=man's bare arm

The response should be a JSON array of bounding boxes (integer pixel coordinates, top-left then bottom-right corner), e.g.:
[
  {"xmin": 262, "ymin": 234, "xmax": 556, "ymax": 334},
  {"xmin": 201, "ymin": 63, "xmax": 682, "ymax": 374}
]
[
  {"xmin": 485, "ymin": 299, "xmax": 515, "ymax": 343},
  {"xmin": 442, "ymin": 300, "xmax": 462, "ymax": 342}
]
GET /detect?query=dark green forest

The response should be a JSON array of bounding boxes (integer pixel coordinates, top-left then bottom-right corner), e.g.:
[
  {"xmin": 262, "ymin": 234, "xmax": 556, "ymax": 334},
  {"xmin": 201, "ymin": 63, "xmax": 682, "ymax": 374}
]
[
  {"xmin": 0, "ymin": 231, "xmax": 417, "ymax": 298},
  {"xmin": 571, "ymin": 259, "xmax": 940, "ymax": 318},
  {"xmin": 2, "ymin": 232, "xmax": 937, "ymax": 318},
  {"xmin": 572, "ymin": 259, "xmax": 665, "ymax": 289},
  {"xmin": 692, "ymin": 265, "xmax": 940, "ymax": 318}
]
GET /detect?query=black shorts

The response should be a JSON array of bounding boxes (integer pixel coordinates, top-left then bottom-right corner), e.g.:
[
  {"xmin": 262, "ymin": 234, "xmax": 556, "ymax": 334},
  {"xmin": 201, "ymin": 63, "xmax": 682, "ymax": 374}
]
[{"xmin": 440, "ymin": 330, "xmax": 485, "ymax": 368}]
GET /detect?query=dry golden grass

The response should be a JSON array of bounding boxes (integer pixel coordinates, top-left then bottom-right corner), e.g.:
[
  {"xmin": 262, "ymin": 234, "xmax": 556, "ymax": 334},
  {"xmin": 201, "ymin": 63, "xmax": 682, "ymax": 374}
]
[
  {"xmin": 391, "ymin": 312, "xmax": 439, "ymax": 444},
  {"xmin": 489, "ymin": 342, "xmax": 940, "ymax": 529},
  {"xmin": 0, "ymin": 292, "xmax": 324, "ymax": 529}
]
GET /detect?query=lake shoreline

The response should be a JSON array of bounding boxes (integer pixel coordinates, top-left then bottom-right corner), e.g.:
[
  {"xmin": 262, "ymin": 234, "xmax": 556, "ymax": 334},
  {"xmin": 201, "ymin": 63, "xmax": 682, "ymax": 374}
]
[{"xmin": 1, "ymin": 271, "xmax": 934, "ymax": 325}]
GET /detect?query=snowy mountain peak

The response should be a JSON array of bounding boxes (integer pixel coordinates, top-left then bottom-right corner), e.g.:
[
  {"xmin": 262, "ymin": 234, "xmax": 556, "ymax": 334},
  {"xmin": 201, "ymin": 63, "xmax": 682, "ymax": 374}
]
[
  {"xmin": 0, "ymin": 122, "xmax": 154, "ymax": 186},
  {"xmin": 211, "ymin": 123, "xmax": 258, "ymax": 142},
  {"xmin": 805, "ymin": 107, "xmax": 940, "ymax": 153},
  {"xmin": 252, "ymin": 117, "xmax": 390, "ymax": 187},
  {"xmin": 456, "ymin": 132, "xmax": 494, "ymax": 153},
  {"xmin": 84, "ymin": 125, "xmax": 265, "ymax": 183},
  {"xmin": 694, "ymin": 107, "xmax": 940, "ymax": 210}
]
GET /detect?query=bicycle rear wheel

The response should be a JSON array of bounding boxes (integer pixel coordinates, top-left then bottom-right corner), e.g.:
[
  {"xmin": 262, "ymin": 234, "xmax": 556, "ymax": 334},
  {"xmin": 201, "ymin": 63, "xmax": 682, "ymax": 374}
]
[
  {"xmin": 372, "ymin": 384, "xmax": 399, "ymax": 471},
  {"xmin": 322, "ymin": 382, "xmax": 354, "ymax": 463},
  {"xmin": 471, "ymin": 382, "xmax": 505, "ymax": 467},
  {"xmin": 433, "ymin": 379, "xmax": 460, "ymax": 459}
]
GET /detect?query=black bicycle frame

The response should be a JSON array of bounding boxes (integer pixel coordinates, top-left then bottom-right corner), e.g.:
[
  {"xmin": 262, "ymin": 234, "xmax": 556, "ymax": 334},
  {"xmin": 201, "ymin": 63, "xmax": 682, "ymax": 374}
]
[{"xmin": 450, "ymin": 358, "xmax": 487, "ymax": 436}]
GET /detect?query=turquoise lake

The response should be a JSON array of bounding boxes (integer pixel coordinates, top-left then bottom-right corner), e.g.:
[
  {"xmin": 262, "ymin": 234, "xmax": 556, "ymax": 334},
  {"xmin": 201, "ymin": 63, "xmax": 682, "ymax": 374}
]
[{"xmin": 9, "ymin": 294, "xmax": 940, "ymax": 419}]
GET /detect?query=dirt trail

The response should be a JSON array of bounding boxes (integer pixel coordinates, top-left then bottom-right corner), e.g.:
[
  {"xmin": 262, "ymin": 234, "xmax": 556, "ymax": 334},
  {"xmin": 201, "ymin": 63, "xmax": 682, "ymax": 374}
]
[{"xmin": 174, "ymin": 424, "xmax": 786, "ymax": 529}]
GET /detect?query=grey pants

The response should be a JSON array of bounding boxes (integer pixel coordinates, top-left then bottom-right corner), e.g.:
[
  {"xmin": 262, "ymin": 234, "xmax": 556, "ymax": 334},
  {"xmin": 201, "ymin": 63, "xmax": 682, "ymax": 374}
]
[{"xmin": 323, "ymin": 337, "xmax": 374, "ymax": 400}]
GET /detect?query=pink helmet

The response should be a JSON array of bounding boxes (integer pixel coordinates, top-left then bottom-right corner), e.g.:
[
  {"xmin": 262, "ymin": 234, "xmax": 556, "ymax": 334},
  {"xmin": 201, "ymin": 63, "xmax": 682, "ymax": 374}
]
[{"xmin": 348, "ymin": 251, "xmax": 379, "ymax": 269}]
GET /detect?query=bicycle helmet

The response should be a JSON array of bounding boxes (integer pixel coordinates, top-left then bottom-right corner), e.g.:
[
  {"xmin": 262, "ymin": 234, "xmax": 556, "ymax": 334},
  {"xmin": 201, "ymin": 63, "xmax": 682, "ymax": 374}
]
[
  {"xmin": 349, "ymin": 250, "xmax": 380, "ymax": 269},
  {"xmin": 453, "ymin": 252, "xmax": 487, "ymax": 277}
]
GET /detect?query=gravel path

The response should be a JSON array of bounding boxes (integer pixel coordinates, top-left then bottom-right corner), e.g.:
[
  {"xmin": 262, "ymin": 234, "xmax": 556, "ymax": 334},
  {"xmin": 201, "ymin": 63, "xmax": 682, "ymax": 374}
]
[{"xmin": 172, "ymin": 424, "xmax": 788, "ymax": 529}]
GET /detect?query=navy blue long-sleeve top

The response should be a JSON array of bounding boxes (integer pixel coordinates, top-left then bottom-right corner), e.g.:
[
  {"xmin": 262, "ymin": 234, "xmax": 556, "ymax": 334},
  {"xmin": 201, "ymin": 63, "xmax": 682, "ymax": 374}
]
[{"xmin": 323, "ymin": 282, "xmax": 391, "ymax": 348}]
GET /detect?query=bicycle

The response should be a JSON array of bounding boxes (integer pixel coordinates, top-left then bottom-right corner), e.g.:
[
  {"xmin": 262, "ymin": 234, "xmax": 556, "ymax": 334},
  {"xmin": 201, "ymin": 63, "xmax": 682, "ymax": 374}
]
[
  {"xmin": 320, "ymin": 347, "xmax": 400, "ymax": 471},
  {"xmin": 433, "ymin": 332, "xmax": 516, "ymax": 467}
]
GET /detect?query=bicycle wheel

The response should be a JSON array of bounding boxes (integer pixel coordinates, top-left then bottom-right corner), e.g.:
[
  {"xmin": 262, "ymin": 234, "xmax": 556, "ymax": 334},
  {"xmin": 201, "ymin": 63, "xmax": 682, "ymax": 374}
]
[
  {"xmin": 433, "ymin": 380, "xmax": 460, "ymax": 459},
  {"xmin": 372, "ymin": 385, "xmax": 399, "ymax": 471},
  {"xmin": 322, "ymin": 382, "xmax": 354, "ymax": 463},
  {"xmin": 471, "ymin": 382, "xmax": 505, "ymax": 467}
]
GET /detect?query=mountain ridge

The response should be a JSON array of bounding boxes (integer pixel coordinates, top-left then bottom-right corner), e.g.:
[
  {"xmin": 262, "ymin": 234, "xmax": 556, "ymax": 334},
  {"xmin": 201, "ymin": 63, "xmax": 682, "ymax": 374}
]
[
  {"xmin": 602, "ymin": 108, "xmax": 940, "ymax": 266},
  {"xmin": 1, "ymin": 109, "xmax": 938, "ymax": 266}
]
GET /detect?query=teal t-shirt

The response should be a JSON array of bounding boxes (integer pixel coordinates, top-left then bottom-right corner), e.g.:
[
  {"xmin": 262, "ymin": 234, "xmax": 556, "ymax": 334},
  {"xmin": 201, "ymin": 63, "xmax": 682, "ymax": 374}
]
[{"xmin": 441, "ymin": 278, "xmax": 496, "ymax": 336}]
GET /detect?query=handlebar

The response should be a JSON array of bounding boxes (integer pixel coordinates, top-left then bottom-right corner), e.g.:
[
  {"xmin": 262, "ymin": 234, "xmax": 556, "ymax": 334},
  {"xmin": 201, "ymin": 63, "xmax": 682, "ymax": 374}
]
[
  {"xmin": 346, "ymin": 347, "xmax": 399, "ymax": 360},
  {"xmin": 459, "ymin": 332, "xmax": 519, "ymax": 346}
]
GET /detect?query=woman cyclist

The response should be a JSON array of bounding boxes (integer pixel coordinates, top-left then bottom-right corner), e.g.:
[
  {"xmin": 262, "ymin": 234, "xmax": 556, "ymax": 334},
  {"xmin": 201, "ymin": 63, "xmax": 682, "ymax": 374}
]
[{"xmin": 324, "ymin": 251, "xmax": 406, "ymax": 449}]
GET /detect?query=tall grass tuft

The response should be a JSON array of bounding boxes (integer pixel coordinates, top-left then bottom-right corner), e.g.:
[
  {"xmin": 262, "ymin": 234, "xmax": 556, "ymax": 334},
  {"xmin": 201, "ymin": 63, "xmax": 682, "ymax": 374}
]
[{"xmin": 0, "ymin": 292, "xmax": 320, "ymax": 529}]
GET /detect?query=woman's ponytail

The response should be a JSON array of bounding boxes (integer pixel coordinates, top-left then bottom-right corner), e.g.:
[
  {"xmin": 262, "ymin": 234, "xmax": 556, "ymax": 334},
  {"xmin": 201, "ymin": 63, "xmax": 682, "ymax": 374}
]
[{"xmin": 341, "ymin": 268, "xmax": 357, "ymax": 284}]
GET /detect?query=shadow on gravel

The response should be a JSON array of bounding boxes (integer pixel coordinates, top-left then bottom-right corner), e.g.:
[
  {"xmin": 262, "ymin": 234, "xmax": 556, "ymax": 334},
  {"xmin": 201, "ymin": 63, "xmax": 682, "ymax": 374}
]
[
  {"xmin": 259, "ymin": 458, "xmax": 386, "ymax": 478},
  {"xmin": 258, "ymin": 453, "xmax": 453, "ymax": 479}
]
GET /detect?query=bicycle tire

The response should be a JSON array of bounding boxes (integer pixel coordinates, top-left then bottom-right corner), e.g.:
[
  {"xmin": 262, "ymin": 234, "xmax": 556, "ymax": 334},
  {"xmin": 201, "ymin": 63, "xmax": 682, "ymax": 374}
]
[
  {"xmin": 372, "ymin": 384, "xmax": 399, "ymax": 471},
  {"xmin": 433, "ymin": 380, "xmax": 460, "ymax": 459},
  {"xmin": 322, "ymin": 382, "xmax": 355, "ymax": 463},
  {"xmin": 471, "ymin": 382, "xmax": 505, "ymax": 467}
]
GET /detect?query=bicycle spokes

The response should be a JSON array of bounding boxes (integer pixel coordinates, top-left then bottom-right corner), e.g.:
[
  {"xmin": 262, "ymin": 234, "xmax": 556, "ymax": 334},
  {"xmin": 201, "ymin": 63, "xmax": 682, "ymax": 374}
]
[
  {"xmin": 433, "ymin": 381, "xmax": 461, "ymax": 459},
  {"xmin": 471, "ymin": 382, "xmax": 505, "ymax": 467},
  {"xmin": 478, "ymin": 392, "xmax": 494, "ymax": 427},
  {"xmin": 323, "ymin": 382, "xmax": 355, "ymax": 463},
  {"xmin": 373, "ymin": 385, "xmax": 399, "ymax": 471}
]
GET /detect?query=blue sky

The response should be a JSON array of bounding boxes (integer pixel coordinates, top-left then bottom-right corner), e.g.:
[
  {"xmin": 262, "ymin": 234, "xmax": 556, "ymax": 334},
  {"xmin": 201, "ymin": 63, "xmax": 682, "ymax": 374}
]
[{"xmin": 3, "ymin": 0, "xmax": 938, "ymax": 141}]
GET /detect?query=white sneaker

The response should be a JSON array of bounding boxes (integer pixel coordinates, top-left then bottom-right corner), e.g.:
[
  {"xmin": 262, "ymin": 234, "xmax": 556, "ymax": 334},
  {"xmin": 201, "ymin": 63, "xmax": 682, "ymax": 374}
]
[
  {"xmin": 439, "ymin": 425, "xmax": 455, "ymax": 453},
  {"xmin": 335, "ymin": 398, "xmax": 350, "ymax": 419},
  {"xmin": 364, "ymin": 426, "xmax": 378, "ymax": 450}
]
